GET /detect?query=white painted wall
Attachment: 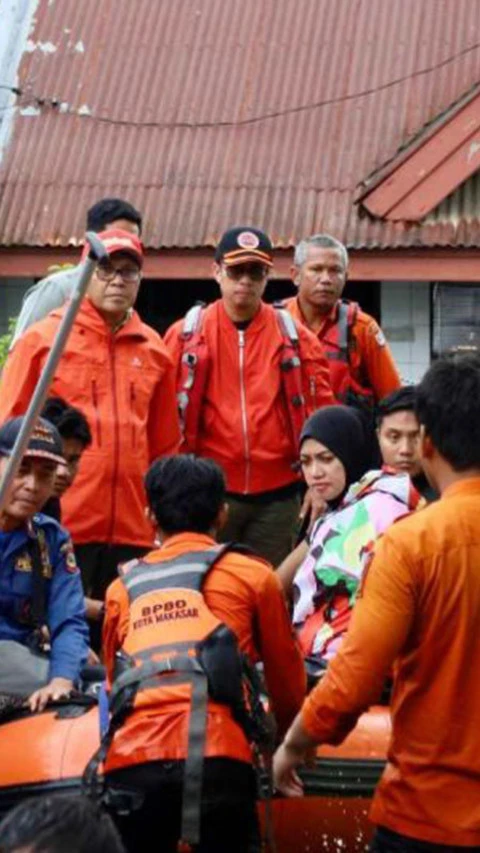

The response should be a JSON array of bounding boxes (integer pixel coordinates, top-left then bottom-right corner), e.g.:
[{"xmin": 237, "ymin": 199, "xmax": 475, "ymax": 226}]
[{"xmin": 380, "ymin": 281, "xmax": 431, "ymax": 384}]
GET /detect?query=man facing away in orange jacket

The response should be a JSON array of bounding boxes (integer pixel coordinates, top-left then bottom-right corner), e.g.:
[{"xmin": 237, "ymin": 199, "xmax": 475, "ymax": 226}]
[
  {"xmin": 273, "ymin": 352, "xmax": 480, "ymax": 851},
  {"xmin": 0, "ymin": 230, "xmax": 180, "ymax": 608},
  {"xmin": 284, "ymin": 233, "xmax": 400, "ymax": 409},
  {"xmin": 164, "ymin": 226, "xmax": 334, "ymax": 566},
  {"xmin": 102, "ymin": 454, "xmax": 306, "ymax": 853}
]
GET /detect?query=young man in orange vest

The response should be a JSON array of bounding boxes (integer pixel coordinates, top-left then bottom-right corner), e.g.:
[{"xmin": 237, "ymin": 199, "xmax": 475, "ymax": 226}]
[
  {"xmin": 285, "ymin": 233, "xmax": 400, "ymax": 408},
  {"xmin": 165, "ymin": 226, "xmax": 334, "ymax": 566},
  {"xmin": 102, "ymin": 454, "xmax": 306, "ymax": 853},
  {"xmin": 273, "ymin": 352, "xmax": 480, "ymax": 851}
]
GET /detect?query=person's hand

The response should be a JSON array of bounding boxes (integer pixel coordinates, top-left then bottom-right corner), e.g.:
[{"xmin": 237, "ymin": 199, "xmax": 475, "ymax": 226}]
[
  {"xmin": 85, "ymin": 597, "xmax": 105, "ymax": 621},
  {"xmin": 299, "ymin": 488, "xmax": 327, "ymax": 535},
  {"xmin": 273, "ymin": 741, "xmax": 306, "ymax": 797},
  {"xmin": 27, "ymin": 677, "xmax": 73, "ymax": 713},
  {"xmin": 87, "ymin": 647, "xmax": 100, "ymax": 665}
]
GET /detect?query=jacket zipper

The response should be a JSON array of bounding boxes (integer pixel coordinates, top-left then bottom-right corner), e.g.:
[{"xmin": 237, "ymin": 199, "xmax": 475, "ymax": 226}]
[
  {"xmin": 107, "ymin": 336, "xmax": 120, "ymax": 545},
  {"xmin": 238, "ymin": 330, "xmax": 251, "ymax": 494},
  {"xmin": 91, "ymin": 380, "xmax": 102, "ymax": 446},
  {"xmin": 130, "ymin": 382, "xmax": 136, "ymax": 449}
]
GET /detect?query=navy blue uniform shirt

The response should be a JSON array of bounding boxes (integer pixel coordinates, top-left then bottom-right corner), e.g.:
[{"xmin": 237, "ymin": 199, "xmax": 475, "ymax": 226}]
[{"xmin": 0, "ymin": 513, "xmax": 89, "ymax": 682}]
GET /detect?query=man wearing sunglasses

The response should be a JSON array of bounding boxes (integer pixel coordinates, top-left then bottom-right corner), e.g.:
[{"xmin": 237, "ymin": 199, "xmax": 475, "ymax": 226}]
[
  {"xmin": 0, "ymin": 231, "xmax": 180, "ymax": 629},
  {"xmin": 165, "ymin": 226, "xmax": 334, "ymax": 566}
]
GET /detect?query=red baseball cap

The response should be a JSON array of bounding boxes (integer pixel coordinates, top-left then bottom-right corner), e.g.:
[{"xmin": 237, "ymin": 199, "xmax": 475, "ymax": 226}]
[{"xmin": 81, "ymin": 228, "xmax": 144, "ymax": 265}]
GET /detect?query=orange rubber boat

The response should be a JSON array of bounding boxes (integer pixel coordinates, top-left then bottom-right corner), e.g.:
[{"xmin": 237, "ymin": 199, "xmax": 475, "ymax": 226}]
[{"xmin": 0, "ymin": 698, "xmax": 390, "ymax": 851}]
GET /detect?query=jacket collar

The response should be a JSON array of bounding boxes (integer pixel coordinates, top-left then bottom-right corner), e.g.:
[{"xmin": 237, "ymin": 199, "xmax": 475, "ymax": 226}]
[
  {"xmin": 53, "ymin": 296, "xmax": 148, "ymax": 341},
  {"xmin": 217, "ymin": 298, "xmax": 268, "ymax": 334},
  {"xmin": 144, "ymin": 532, "xmax": 217, "ymax": 563},
  {"xmin": 292, "ymin": 295, "xmax": 339, "ymax": 333}
]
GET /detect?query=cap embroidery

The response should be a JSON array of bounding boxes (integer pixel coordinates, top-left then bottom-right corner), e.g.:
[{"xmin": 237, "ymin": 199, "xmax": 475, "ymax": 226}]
[
  {"xmin": 31, "ymin": 424, "xmax": 55, "ymax": 444},
  {"xmin": 237, "ymin": 231, "xmax": 260, "ymax": 249}
]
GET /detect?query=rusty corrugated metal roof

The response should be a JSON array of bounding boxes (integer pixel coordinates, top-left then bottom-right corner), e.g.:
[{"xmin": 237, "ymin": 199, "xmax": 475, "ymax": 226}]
[{"xmin": 0, "ymin": 0, "xmax": 479, "ymax": 250}]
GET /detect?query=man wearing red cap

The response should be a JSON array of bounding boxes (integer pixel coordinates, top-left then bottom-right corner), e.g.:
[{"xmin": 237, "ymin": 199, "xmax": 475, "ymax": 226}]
[
  {"xmin": 0, "ymin": 230, "xmax": 180, "ymax": 617},
  {"xmin": 165, "ymin": 226, "xmax": 334, "ymax": 566},
  {"xmin": 11, "ymin": 197, "xmax": 142, "ymax": 347}
]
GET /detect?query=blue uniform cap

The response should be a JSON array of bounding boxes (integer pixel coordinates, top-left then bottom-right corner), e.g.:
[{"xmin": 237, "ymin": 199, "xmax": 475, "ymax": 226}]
[{"xmin": 0, "ymin": 416, "xmax": 65, "ymax": 465}]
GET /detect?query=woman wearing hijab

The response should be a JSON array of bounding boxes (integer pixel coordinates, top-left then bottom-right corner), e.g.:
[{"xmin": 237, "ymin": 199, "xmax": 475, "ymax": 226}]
[{"xmin": 277, "ymin": 405, "xmax": 420, "ymax": 669}]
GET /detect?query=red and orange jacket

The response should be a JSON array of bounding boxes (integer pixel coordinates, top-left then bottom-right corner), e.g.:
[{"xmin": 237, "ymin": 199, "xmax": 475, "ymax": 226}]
[
  {"xmin": 284, "ymin": 297, "xmax": 400, "ymax": 404},
  {"xmin": 0, "ymin": 298, "xmax": 180, "ymax": 548},
  {"xmin": 164, "ymin": 300, "xmax": 334, "ymax": 494},
  {"xmin": 103, "ymin": 532, "xmax": 306, "ymax": 771},
  {"xmin": 301, "ymin": 478, "xmax": 480, "ymax": 846}
]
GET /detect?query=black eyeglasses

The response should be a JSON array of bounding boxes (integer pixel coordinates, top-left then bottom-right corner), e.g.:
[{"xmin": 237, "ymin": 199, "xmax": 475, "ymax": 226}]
[
  {"xmin": 96, "ymin": 265, "xmax": 141, "ymax": 283},
  {"xmin": 223, "ymin": 263, "xmax": 269, "ymax": 282}
]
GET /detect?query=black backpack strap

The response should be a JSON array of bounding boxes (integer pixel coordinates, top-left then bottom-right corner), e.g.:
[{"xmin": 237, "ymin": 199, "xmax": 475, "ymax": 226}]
[
  {"xmin": 179, "ymin": 669, "xmax": 209, "ymax": 847},
  {"xmin": 27, "ymin": 524, "xmax": 47, "ymax": 646}
]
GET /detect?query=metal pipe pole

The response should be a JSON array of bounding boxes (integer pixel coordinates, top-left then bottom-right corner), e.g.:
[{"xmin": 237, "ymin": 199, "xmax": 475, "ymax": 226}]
[{"xmin": 0, "ymin": 232, "xmax": 108, "ymax": 515}]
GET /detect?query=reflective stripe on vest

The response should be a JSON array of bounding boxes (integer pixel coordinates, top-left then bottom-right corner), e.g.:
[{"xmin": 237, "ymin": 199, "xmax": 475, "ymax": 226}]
[{"xmin": 122, "ymin": 548, "xmax": 219, "ymax": 601}]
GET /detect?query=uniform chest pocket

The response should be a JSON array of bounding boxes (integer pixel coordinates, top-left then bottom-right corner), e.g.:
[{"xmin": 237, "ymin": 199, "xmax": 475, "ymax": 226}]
[
  {"xmin": 127, "ymin": 371, "xmax": 158, "ymax": 449},
  {"xmin": 52, "ymin": 349, "xmax": 108, "ymax": 413}
]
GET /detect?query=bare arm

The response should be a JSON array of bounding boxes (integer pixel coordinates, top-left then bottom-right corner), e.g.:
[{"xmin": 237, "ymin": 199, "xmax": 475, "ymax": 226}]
[{"xmin": 276, "ymin": 540, "xmax": 309, "ymax": 595}]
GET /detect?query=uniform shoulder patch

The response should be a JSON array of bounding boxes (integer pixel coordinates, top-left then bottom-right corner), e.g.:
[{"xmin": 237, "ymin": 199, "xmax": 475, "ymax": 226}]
[{"xmin": 60, "ymin": 539, "xmax": 79, "ymax": 574}]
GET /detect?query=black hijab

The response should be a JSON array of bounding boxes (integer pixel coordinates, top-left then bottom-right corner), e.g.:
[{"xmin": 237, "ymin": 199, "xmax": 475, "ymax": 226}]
[{"xmin": 299, "ymin": 405, "xmax": 370, "ymax": 504}]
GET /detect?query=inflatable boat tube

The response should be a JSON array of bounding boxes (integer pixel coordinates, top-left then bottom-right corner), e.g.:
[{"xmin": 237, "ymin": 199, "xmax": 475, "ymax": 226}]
[{"xmin": 0, "ymin": 698, "xmax": 390, "ymax": 851}]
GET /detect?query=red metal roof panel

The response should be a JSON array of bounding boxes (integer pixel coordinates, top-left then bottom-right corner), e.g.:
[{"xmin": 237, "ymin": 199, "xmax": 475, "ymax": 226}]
[{"xmin": 0, "ymin": 0, "xmax": 479, "ymax": 250}]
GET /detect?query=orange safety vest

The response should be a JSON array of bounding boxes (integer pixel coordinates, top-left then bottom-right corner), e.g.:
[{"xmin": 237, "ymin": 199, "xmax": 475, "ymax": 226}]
[
  {"xmin": 320, "ymin": 301, "xmax": 374, "ymax": 409},
  {"xmin": 177, "ymin": 302, "xmax": 308, "ymax": 452},
  {"xmin": 84, "ymin": 545, "xmax": 268, "ymax": 849}
]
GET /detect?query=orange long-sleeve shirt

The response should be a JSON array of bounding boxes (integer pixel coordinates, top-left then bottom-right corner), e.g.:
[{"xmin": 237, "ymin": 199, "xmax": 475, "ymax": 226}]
[
  {"xmin": 301, "ymin": 478, "xmax": 480, "ymax": 846},
  {"xmin": 103, "ymin": 532, "xmax": 306, "ymax": 772},
  {"xmin": 284, "ymin": 296, "xmax": 400, "ymax": 403}
]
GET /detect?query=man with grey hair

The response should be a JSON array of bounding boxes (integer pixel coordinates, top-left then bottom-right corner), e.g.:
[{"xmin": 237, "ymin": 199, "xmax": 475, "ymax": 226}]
[{"xmin": 285, "ymin": 233, "xmax": 400, "ymax": 407}]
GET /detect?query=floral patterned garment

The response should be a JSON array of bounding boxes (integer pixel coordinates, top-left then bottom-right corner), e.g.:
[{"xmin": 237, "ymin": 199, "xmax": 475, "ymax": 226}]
[{"xmin": 293, "ymin": 469, "xmax": 421, "ymax": 663}]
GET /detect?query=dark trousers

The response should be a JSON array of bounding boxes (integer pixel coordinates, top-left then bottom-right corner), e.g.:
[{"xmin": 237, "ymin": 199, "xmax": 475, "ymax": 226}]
[
  {"xmin": 106, "ymin": 758, "xmax": 261, "ymax": 853},
  {"xmin": 75, "ymin": 542, "xmax": 149, "ymax": 600},
  {"xmin": 75, "ymin": 543, "xmax": 149, "ymax": 651},
  {"xmin": 218, "ymin": 492, "xmax": 301, "ymax": 567},
  {"xmin": 371, "ymin": 826, "xmax": 480, "ymax": 853}
]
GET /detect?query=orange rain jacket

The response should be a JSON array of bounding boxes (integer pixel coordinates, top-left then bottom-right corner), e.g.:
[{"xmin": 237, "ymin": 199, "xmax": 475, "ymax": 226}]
[
  {"xmin": 0, "ymin": 298, "xmax": 180, "ymax": 548},
  {"xmin": 284, "ymin": 297, "xmax": 400, "ymax": 404},
  {"xmin": 103, "ymin": 532, "xmax": 306, "ymax": 771},
  {"xmin": 164, "ymin": 300, "xmax": 334, "ymax": 494},
  {"xmin": 301, "ymin": 478, "xmax": 480, "ymax": 846}
]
